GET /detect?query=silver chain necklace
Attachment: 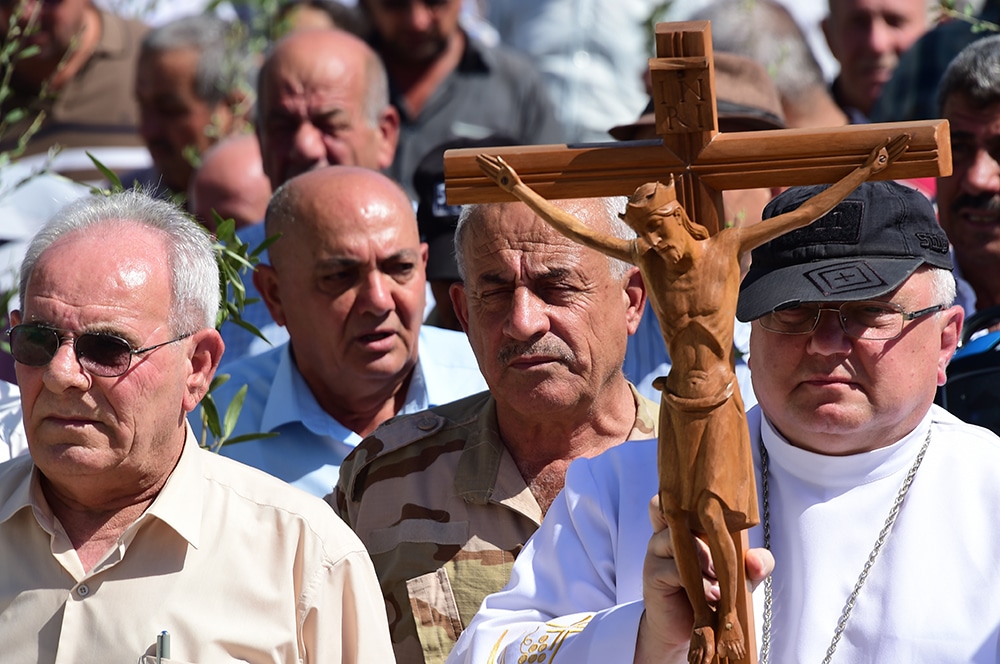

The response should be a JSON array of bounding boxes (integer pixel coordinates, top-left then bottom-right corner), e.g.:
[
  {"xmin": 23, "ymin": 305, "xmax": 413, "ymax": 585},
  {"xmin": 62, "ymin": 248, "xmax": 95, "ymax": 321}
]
[{"xmin": 757, "ymin": 427, "xmax": 932, "ymax": 664}]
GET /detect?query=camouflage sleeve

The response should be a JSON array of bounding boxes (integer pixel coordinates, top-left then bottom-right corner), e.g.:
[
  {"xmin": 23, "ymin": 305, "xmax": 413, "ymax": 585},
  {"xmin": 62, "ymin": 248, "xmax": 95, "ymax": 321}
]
[{"xmin": 327, "ymin": 433, "xmax": 386, "ymax": 528}]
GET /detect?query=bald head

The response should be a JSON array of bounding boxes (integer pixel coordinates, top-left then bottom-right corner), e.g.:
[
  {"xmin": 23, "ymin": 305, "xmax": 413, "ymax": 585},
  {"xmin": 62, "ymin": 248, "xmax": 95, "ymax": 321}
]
[
  {"xmin": 256, "ymin": 29, "xmax": 399, "ymax": 189},
  {"xmin": 256, "ymin": 165, "xmax": 427, "ymax": 414},
  {"xmin": 189, "ymin": 134, "xmax": 272, "ymax": 231},
  {"xmin": 265, "ymin": 165, "xmax": 417, "ymax": 267}
]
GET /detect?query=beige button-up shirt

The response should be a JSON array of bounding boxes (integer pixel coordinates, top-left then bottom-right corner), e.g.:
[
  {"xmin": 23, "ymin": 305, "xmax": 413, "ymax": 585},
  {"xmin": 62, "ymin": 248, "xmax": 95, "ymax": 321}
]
[{"xmin": 0, "ymin": 426, "xmax": 393, "ymax": 663}]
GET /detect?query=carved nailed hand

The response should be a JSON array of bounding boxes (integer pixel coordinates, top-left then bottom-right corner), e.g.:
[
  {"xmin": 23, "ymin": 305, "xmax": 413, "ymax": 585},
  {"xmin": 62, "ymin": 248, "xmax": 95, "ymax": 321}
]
[
  {"xmin": 867, "ymin": 134, "xmax": 911, "ymax": 174},
  {"xmin": 476, "ymin": 154, "xmax": 523, "ymax": 193}
]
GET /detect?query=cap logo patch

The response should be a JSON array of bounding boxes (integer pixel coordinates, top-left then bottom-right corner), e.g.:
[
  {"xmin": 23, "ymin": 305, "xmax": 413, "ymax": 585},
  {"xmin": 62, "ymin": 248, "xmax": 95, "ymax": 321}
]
[
  {"xmin": 769, "ymin": 200, "xmax": 863, "ymax": 253},
  {"xmin": 915, "ymin": 231, "xmax": 949, "ymax": 254},
  {"xmin": 431, "ymin": 182, "xmax": 461, "ymax": 219},
  {"xmin": 804, "ymin": 260, "xmax": 887, "ymax": 296}
]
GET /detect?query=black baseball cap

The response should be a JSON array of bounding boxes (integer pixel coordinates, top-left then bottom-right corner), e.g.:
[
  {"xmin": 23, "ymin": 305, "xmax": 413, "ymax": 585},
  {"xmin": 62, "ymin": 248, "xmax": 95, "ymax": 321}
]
[{"xmin": 737, "ymin": 180, "xmax": 953, "ymax": 322}]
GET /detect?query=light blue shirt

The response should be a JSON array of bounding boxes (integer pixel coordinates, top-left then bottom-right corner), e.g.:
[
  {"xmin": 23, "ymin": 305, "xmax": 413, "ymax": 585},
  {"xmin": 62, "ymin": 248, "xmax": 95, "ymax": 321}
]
[{"xmin": 194, "ymin": 326, "xmax": 487, "ymax": 496}]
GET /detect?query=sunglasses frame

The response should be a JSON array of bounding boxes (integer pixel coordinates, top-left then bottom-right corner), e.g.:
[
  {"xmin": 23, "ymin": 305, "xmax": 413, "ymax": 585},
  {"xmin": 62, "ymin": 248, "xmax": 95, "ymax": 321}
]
[{"xmin": 6, "ymin": 323, "xmax": 192, "ymax": 377}]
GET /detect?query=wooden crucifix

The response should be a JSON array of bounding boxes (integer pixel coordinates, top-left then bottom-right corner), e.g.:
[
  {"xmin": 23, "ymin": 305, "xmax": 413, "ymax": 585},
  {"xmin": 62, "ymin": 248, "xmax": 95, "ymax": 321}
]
[
  {"xmin": 445, "ymin": 21, "xmax": 950, "ymax": 235},
  {"xmin": 443, "ymin": 20, "xmax": 951, "ymax": 664}
]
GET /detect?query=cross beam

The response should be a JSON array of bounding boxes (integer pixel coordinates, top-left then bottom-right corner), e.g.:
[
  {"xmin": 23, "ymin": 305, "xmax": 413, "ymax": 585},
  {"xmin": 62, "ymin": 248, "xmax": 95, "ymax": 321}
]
[
  {"xmin": 443, "ymin": 21, "xmax": 951, "ymax": 236},
  {"xmin": 442, "ymin": 20, "xmax": 952, "ymax": 664}
]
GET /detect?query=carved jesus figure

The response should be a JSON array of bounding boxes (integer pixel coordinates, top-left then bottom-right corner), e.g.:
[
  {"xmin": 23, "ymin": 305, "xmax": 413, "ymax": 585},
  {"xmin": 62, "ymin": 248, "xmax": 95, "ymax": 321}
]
[{"xmin": 476, "ymin": 133, "xmax": 909, "ymax": 664}]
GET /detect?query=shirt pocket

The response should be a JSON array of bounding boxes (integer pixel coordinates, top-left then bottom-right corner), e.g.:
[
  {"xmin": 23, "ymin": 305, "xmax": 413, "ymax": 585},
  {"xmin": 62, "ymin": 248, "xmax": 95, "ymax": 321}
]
[{"xmin": 406, "ymin": 568, "xmax": 463, "ymax": 664}]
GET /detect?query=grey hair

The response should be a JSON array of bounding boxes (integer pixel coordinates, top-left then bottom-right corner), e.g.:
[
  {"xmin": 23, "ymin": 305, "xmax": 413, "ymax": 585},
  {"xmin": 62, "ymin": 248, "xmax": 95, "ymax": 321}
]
[
  {"xmin": 360, "ymin": 42, "xmax": 391, "ymax": 127},
  {"xmin": 142, "ymin": 15, "xmax": 255, "ymax": 108},
  {"xmin": 19, "ymin": 190, "xmax": 220, "ymax": 333},
  {"xmin": 454, "ymin": 197, "xmax": 634, "ymax": 281},
  {"xmin": 927, "ymin": 266, "xmax": 957, "ymax": 307},
  {"xmin": 937, "ymin": 34, "xmax": 1000, "ymax": 115}
]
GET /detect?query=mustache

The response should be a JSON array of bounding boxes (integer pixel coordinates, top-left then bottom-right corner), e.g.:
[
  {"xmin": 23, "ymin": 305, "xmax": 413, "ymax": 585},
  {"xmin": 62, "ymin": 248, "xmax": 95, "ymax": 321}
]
[
  {"xmin": 949, "ymin": 193, "xmax": 1000, "ymax": 214},
  {"xmin": 497, "ymin": 337, "xmax": 576, "ymax": 367}
]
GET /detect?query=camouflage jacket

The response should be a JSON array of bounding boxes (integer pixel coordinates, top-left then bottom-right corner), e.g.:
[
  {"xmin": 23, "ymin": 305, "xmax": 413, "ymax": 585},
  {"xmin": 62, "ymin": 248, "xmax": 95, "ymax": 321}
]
[{"xmin": 329, "ymin": 386, "xmax": 658, "ymax": 664}]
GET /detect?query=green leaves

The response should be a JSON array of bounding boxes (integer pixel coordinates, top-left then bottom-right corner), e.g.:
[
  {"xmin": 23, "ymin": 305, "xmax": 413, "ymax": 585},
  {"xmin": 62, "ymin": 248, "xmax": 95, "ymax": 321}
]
[
  {"xmin": 198, "ymin": 379, "xmax": 278, "ymax": 453},
  {"xmin": 200, "ymin": 214, "xmax": 281, "ymax": 452}
]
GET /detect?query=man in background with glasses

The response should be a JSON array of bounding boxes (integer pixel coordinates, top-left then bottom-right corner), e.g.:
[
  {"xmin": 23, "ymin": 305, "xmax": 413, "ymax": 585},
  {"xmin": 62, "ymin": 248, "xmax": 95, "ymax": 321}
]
[
  {"xmin": 448, "ymin": 180, "xmax": 1000, "ymax": 664},
  {"xmin": 0, "ymin": 190, "xmax": 393, "ymax": 662}
]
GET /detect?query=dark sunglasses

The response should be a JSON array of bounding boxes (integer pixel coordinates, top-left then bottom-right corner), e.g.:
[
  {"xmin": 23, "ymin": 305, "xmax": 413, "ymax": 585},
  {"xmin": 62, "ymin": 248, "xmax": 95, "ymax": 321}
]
[{"xmin": 7, "ymin": 323, "xmax": 192, "ymax": 377}]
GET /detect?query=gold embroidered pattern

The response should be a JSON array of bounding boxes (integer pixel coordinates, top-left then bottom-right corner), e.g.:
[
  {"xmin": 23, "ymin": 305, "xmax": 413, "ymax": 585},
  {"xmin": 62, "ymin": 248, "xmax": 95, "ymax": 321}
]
[{"xmin": 490, "ymin": 616, "xmax": 593, "ymax": 663}]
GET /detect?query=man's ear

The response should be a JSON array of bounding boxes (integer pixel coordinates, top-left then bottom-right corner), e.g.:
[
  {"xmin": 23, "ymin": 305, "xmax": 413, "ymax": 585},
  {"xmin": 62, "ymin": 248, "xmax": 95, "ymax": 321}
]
[
  {"xmin": 253, "ymin": 264, "xmax": 287, "ymax": 327},
  {"xmin": 9, "ymin": 310, "xmax": 20, "ymax": 326},
  {"xmin": 376, "ymin": 104, "xmax": 401, "ymax": 171},
  {"xmin": 450, "ymin": 282, "xmax": 470, "ymax": 334},
  {"xmin": 623, "ymin": 267, "xmax": 647, "ymax": 336},
  {"xmin": 937, "ymin": 305, "xmax": 965, "ymax": 387},
  {"xmin": 183, "ymin": 328, "xmax": 225, "ymax": 413}
]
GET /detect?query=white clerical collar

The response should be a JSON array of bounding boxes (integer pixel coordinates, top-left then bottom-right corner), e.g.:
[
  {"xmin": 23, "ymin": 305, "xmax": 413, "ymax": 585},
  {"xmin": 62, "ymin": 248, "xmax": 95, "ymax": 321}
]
[{"xmin": 759, "ymin": 411, "xmax": 933, "ymax": 488}]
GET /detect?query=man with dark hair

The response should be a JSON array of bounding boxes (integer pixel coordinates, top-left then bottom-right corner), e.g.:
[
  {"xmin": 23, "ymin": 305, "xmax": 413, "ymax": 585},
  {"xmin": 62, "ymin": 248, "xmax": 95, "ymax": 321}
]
[
  {"xmin": 935, "ymin": 34, "xmax": 1000, "ymax": 317},
  {"xmin": 358, "ymin": 0, "xmax": 564, "ymax": 197}
]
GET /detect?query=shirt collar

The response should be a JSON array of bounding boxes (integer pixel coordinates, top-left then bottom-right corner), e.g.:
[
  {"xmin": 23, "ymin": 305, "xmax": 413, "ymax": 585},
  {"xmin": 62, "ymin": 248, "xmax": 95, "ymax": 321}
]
[
  {"xmin": 0, "ymin": 456, "xmax": 37, "ymax": 527},
  {"xmin": 260, "ymin": 345, "xmax": 352, "ymax": 440},
  {"xmin": 455, "ymin": 382, "xmax": 656, "ymax": 505},
  {"xmin": 759, "ymin": 409, "xmax": 934, "ymax": 487},
  {"xmin": 0, "ymin": 424, "xmax": 204, "ymax": 548},
  {"xmin": 142, "ymin": 424, "xmax": 204, "ymax": 548},
  {"xmin": 262, "ymin": 343, "xmax": 428, "ymax": 438}
]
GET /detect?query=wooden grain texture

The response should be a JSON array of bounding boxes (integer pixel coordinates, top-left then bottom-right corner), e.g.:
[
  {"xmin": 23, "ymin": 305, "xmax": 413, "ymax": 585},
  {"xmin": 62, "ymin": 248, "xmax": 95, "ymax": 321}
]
[{"xmin": 444, "ymin": 120, "xmax": 950, "ymax": 204}]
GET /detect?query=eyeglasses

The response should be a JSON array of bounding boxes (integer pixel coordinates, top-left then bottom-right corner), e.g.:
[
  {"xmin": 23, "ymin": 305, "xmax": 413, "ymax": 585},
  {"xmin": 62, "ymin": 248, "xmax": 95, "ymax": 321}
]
[
  {"xmin": 758, "ymin": 301, "xmax": 944, "ymax": 341},
  {"xmin": 7, "ymin": 324, "xmax": 192, "ymax": 377}
]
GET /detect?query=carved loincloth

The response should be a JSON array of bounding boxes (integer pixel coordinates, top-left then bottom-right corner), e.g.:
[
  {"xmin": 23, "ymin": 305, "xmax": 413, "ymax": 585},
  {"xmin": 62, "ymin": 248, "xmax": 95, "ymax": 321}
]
[{"xmin": 656, "ymin": 377, "xmax": 759, "ymax": 532}]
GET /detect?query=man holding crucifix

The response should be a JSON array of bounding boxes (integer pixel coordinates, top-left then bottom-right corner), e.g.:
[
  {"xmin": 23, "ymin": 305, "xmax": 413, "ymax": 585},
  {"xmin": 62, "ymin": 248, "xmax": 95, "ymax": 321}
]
[
  {"xmin": 474, "ymin": 133, "xmax": 904, "ymax": 663},
  {"xmin": 447, "ymin": 175, "xmax": 1000, "ymax": 664},
  {"xmin": 444, "ymin": 21, "xmax": 966, "ymax": 664}
]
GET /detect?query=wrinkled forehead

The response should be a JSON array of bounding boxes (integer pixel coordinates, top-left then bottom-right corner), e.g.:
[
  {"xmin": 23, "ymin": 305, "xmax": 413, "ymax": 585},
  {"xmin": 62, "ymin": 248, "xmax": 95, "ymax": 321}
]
[
  {"xmin": 462, "ymin": 203, "xmax": 603, "ymax": 282},
  {"xmin": 262, "ymin": 45, "xmax": 361, "ymax": 103}
]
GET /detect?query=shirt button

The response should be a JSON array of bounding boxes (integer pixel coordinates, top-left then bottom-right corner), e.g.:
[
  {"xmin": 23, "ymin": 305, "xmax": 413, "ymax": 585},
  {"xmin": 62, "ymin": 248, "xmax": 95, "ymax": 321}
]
[
  {"xmin": 76, "ymin": 584, "xmax": 90, "ymax": 597},
  {"xmin": 417, "ymin": 417, "xmax": 437, "ymax": 431}
]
